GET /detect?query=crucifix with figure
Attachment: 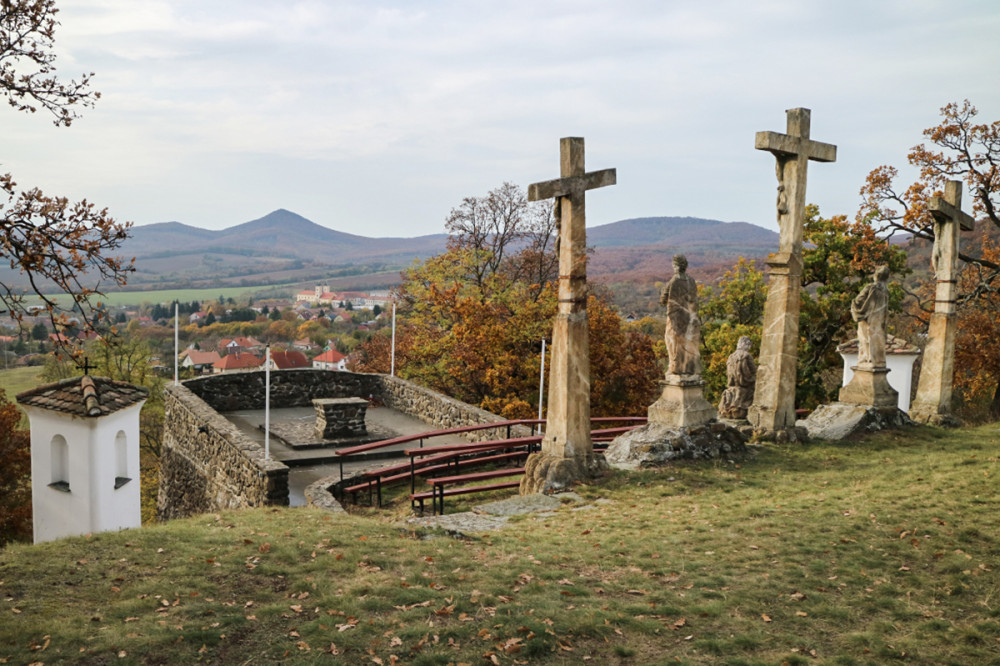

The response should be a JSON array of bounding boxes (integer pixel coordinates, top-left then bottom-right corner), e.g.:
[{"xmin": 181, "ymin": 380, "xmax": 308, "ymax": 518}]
[
  {"xmin": 520, "ymin": 137, "xmax": 615, "ymax": 494},
  {"xmin": 910, "ymin": 180, "xmax": 975, "ymax": 424},
  {"xmin": 748, "ymin": 108, "xmax": 837, "ymax": 434}
]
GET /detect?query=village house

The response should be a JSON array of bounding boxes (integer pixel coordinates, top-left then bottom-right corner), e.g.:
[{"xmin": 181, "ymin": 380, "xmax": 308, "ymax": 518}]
[
  {"xmin": 263, "ymin": 350, "xmax": 310, "ymax": 370},
  {"xmin": 179, "ymin": 349, "xmax": 221, "ymax": 374},
  {"xmin": 312, "ymin": 348, "xmax": 347, "ymax": 371},
  {"xmin": 218, "ymin": 336, "xmax": 263, "ymax": 355},
  {"xmin": 212, "ymin": 352, "xmax": 262, "ymax": 374}
]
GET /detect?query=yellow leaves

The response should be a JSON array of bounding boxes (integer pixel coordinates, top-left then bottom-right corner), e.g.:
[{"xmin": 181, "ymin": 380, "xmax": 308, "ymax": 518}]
[{"xmin": 761, "ymin": 614, "xmax": 772, "ymax": 623}]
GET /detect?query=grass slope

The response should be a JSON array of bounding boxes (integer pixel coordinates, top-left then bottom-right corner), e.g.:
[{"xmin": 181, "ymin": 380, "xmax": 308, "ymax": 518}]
[{"xmin": 2, "ymin": 425, "xmax": 1000, "ymax": 664}]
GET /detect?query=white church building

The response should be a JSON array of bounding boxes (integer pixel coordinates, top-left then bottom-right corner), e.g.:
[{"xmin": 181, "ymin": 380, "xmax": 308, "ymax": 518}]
[{"xmin": 17, "ymin": 375, "xmax": 148, "ymax": 544}]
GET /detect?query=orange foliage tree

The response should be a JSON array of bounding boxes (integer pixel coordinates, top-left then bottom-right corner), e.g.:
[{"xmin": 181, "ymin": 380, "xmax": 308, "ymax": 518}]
[
  {"xmin": 953, "ymin": 236, "xmax": 1000, "ymax": 418},
  {"xmin": 859, "ymin": 100, "xmax": 999, "ymax": 301},
  {"xmin": 351, "ymin": 183, "xmax": 660, "ymax": 418}
]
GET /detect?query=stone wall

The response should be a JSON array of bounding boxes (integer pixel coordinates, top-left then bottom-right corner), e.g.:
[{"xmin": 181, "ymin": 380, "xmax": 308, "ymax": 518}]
[
  {"xmin": 159, "ymin": 383, "xmax": 289, "ymax": 520},
  {"xmin": 184, "ymin": 369, "xmax": 381, "ymax": 411},
  {"xmin": 160, "ymin": 370, "xmax": 530, "ymax": 519},
  {"xmin": 378, "ymin": 375, "xmax": 532, "ymax": 440}
]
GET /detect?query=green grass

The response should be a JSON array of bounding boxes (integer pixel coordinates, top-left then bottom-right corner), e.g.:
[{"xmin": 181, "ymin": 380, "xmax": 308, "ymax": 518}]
[
  {"xmin": 43, "ymin": 283, "xmax": 299, "ymax": 308},
  {"xmin": 2, "ymin": 424, "xmax": 1000, "ymax": 664},
  {"xmin": 0, "ymin": 366, "xmax": 43, "ymax": 398}
]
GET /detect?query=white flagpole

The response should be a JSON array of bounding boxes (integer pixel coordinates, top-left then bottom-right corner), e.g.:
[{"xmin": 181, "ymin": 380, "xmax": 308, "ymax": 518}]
[
  {"xmin": 390, "ymin": 302, "xmax": 396, "ymax": 377},
  {"xmin": 174, "ymin": 302, "xmax": 179, "ymax": 386},
  {"xmin": 537, "ymin": 338, "xmax": 546, "ymax": 434},
  {"xmin": 265, "ymin": 345, "xmax": 271, "ymax": 460}
]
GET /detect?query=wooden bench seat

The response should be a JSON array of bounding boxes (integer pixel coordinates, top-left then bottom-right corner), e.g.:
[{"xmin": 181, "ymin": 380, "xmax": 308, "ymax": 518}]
[
  {"xmin": 411, "ymin": 467, "xmax": 525, "ymax": 515},
  {"xmin": 342, "ymin": 450, "xmax": 529, "ymax": 506}
]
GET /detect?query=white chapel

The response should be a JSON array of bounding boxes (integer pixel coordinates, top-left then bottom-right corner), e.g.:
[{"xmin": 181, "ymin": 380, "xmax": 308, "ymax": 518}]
[{"xmin": 17, "ymin": 375, "xmax": 148, "ymax": 544}]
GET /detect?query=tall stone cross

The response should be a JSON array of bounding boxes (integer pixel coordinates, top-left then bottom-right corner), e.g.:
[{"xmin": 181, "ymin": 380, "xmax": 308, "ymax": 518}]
[
  {"xmin": 520, "ymin": 137, "xmax": 615, "ymax": 494},
  {"xmin": 748, "ymin": 108, "xmax": 837, "ymax": 434},
  {"xmin": 910, "ymin": 180, "xmax": 975, "ymax": 424}
]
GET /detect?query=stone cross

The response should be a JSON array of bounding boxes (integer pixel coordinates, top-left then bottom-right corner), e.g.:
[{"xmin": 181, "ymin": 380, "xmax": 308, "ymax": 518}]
[
  {"xmin": 520, "ymin": 137, "xmax": 615, "ymax": 494},
  {"xmin": 910, "ymin": 180, "xmax": 975, "ymax": 424},
  {"xmin": 748, "ymin": 108, "xmax": 836, "ymax": 434},
  {"xmin": 755, "ymin": 108, "xmax": 837, "ymax": 254}
]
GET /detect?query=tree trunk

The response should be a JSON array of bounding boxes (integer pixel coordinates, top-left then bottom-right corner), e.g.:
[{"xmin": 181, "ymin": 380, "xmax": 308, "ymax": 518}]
[{"xmin": 991, "ymin": 382, "xmax": 1000, "ymax": 421}]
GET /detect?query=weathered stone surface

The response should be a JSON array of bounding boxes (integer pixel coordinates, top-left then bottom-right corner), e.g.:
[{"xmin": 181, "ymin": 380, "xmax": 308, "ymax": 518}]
[
  {"xmin": 911, "ymin": 180, "xmax": 974, "ymax": 425},
  {"xmin": 159, "ymin": 384, "xmax": 289, "ymax": 521},
  {"xmin": 797, "ymin": 403, "xmax": 910, "ymax": 440},
  {"xmin": 647, "ymin": 378, "xmax": 716, "ymax": 427},
  {"xmin": 839, "ymin": 366, "xmax": 898, "ymax": 408},
  {"xmin": 304, "ymin": 476, "xmax": 346, "ymax": 514},
  {"xmin": 519, "ymin": 451, "xmax": 608, "ymax": 494},
  {"xmin": 662, "ymin": 254, "xmax": 702, "ymax": 376},
  {"xmin": 748, "ymin": 252, "xmax": 803, "ymax": 431},
  {"xmin": 313, "ymin": 397, "xmax": 368, "ymax": 439},
  {"xmin": 750, "ymin": 108, "xmax": 836, "ymax": 433},
  {"xmin": 851, "ymin": 266, "xmax": 891, "ymax": 368},
  {"xmin": 718, "ymin": 336, "xmax": 756, "ymax": 419},
  {"xmin": 604, "ymin": 421, "xmax": 748, "ymax": 470},
  {"xmin": 521, "ymin": 137, "xmax": 615, "ymax": 494}
]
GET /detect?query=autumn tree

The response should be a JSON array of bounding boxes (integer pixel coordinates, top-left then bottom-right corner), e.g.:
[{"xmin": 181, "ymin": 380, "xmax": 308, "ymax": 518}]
[
  {"xmin": 443, "ymin": 182, "xmax": 557, "ymax": 300},
  {"xmin": 699, "ymin": 206, "xmax": 909, "ymax": 408},
  {"xmin": 953, "ymin": 236, "xmax": 1000, "ymax": 418},
  {"xmin": 355, "ymin": 183, "xmax": 659, "ymax": 418},
  {"xmin": 698, "ymin": 258, "xmax": 766, "ymax": 403},
  {"xmin": 1, "ymin": 1, "xmax": 133, "ymax": 352},
  {"xmin": 0, "ymin": 389, "xmax": 31, "ymax": 546},
  {"xmin": 859, "ymin": 100, "xmax": 999, "ymax": 304}
]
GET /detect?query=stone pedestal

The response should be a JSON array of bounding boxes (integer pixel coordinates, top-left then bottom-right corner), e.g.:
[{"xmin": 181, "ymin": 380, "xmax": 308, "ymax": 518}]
[
  {"xmin": 647, "ymin": 376, "xmax": 716, "ymax": 428},
  {"xmin": 838, "ymin": 365, "xmax": 898, "ymax": 408},
  {"xmin": 313, "ymin": 397, "xmax": 368, "ymax": 440},
  {"xmin": 910, "ymin": 311, "xmax": 958, "ymax": 424},
  {"xmin": 748, "ymin": 252, "xmax": 802, "ymax": 432}
]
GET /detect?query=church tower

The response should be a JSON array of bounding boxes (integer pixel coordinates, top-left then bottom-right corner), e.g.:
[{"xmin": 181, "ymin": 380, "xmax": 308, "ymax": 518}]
[{"xmin": 17, "ymin": 375, "xmax": 148, "ymax": 544}]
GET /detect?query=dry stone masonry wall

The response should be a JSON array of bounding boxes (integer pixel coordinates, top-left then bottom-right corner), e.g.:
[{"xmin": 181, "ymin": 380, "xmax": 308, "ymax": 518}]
[
  {"xmin": 159, "ymin": 383, "xmax": 289, "ymax": 520},
  {"xmin": 160, "ymin": 370, "xmax": 527, "ymax": 519}
]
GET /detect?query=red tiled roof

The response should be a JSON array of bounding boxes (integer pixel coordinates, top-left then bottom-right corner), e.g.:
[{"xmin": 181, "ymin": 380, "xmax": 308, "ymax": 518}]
[
  {"xmin": 17, "ymin": 376, "xmax": 149, "ymax": 418},
  {"xmin": 314, "ymin": 349, "xmax": 346, "ymax": 363},
  {"xmin": 184, "ymin": 350, "xmax": 221, "ymax": 365},
  {"xmin": 214, "ymin": 353, "xmax": 262, "ymax": 370},
  {"xmin": 270, "ymin": 350, "xmax": 309, "ymax": 369}
]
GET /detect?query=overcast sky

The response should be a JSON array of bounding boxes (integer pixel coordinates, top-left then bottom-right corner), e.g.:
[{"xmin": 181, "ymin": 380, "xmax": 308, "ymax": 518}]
[{"xmin": 5, "ymin": 0, "xmax": 999, "ymax": 238}]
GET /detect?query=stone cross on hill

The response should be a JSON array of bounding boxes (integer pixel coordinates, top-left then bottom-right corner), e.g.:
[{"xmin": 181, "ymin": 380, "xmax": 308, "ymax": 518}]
[
  {"xmin": 748, "ymin": 108, "xmax": 837, "ymax": 434},
  {"xmin": 520, "ymin": 137, "xmax": 615, "ymax": 495},
  {"xmin": 910, "ymin": 180, "xmax": 975, "ymax": 424},
  {"xmin": 755, "ymin": 108, "xmax": 837, "ymax": 254}
]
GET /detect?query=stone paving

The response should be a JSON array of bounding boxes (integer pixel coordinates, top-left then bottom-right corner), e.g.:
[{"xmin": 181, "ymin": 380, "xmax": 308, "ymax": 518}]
[{"xmin": 404, "ymin": 492, "xmax": 591, "ymax": 535}]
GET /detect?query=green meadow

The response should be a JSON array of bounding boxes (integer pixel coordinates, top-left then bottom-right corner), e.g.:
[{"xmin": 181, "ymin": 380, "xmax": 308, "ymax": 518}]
[{"xmin": 2, "ymin": 424, "xmax": 999, "ymax": 664}]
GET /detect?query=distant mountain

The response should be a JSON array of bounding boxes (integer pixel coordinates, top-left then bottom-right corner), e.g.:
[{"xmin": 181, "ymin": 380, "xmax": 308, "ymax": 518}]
[
  {"xmin": 589, "ymin": 216, "xmax": 778, "ymax": 251},
  {"xmin": 124, "ymin": 209, "xmax": 448, "ymax": 264},
  {"xmin": 0, "ymin": 210, "xmax": 781, "ymax": 292}
]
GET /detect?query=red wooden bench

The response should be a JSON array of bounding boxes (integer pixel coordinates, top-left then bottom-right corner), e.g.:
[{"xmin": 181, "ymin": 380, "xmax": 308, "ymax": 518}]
[
  {"xmin": 411, "ymin": 467, "xmax": 525, "ymax": 515},
  {"xmin": 342, "ymin": 449, "xmax": 529, "ymax": 506}
]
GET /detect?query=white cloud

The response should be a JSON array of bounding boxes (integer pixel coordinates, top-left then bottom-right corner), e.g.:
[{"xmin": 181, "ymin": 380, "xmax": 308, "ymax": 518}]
[{"xmin": 4, "ymin": 0, "xmax": 998, "ymax": 235}]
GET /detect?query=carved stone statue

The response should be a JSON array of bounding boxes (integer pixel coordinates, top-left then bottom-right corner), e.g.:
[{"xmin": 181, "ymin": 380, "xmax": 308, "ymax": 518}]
[
  {"xmin": 661, "ymin": 254, "xmax": 701, "ymax": 376},
  {"xmin": 851, "ymin": 266, "xmax": 890, "ymax": 368},
  {"xmin": 718, "ymin": 336, "xmax": 756, "ymax": 420}
]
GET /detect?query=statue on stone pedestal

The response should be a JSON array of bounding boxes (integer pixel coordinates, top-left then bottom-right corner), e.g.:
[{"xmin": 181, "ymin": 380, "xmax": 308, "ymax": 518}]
[
  {"xmin": 718, "ymin": 336, "xmax": 756, "ymax": 420},
  {"xmin": 661, "ymin": 254, "xmax": 701, "ymax": 376},
  {"xmin": 851, "ymin": 266, "xmax": 890, "ymax": 368}
]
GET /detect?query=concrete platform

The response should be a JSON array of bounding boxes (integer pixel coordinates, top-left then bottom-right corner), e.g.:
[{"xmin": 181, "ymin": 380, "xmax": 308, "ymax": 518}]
[{"xmin": 222, "ymin": 405, "xmax": 470, "ymax": 506}]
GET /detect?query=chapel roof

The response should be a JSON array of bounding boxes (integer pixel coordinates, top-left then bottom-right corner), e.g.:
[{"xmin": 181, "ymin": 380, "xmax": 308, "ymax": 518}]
[{"xmin": 17, "ymin": 375, "xmax": 149, "ymax": 418}]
